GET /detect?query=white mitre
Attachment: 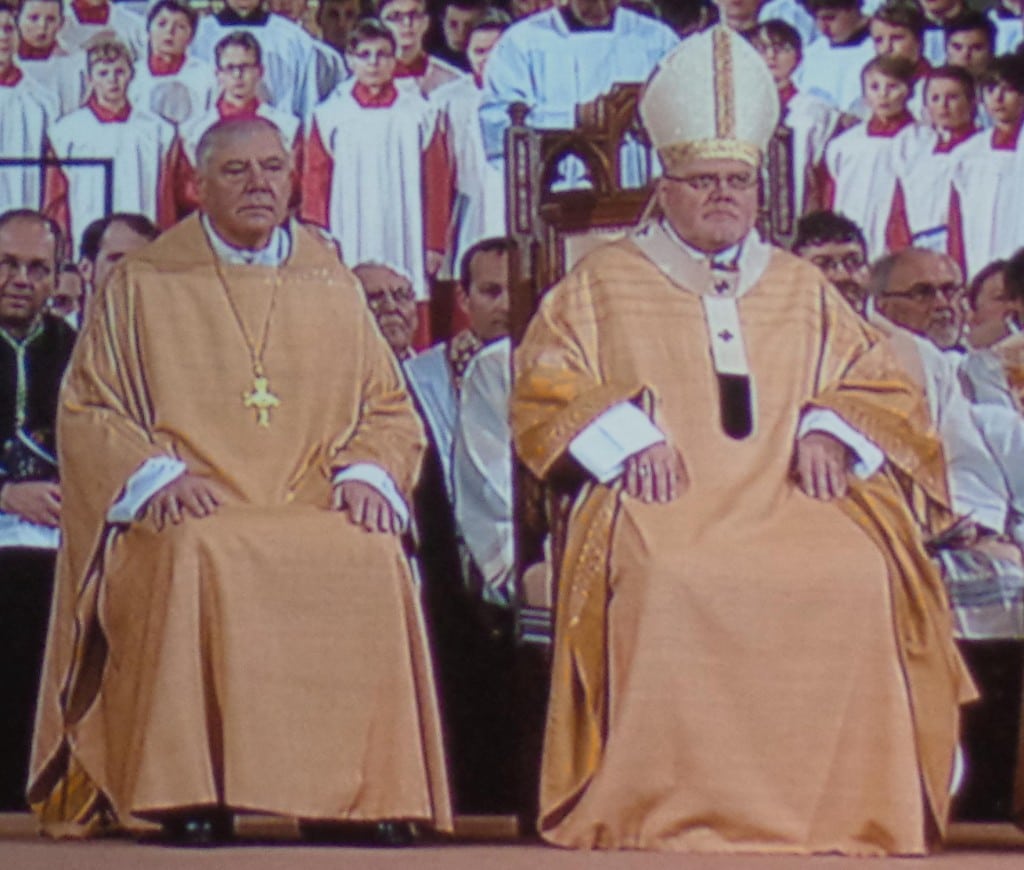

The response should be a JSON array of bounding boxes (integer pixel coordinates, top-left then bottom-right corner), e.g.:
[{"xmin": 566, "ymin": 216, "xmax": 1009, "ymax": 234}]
[{"xmin": 639, "ymin": 25, "xmax": 779, "ymax": 172}]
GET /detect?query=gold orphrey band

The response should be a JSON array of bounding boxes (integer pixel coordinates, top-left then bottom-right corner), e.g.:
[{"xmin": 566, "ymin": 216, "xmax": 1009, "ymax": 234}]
[{"xmin": 713, "ymin": 26, "xmax": 736, "ymax": 140}]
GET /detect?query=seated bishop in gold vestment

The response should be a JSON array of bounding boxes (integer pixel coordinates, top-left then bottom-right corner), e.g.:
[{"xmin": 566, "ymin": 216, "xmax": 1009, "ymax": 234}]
[
  {"xmin": 27, "ymin": 117, "xmax": 452, "ymax": 843},
  {"xmin": 511, "ymin": 28, "xmax": 974, "ymax": 855}
]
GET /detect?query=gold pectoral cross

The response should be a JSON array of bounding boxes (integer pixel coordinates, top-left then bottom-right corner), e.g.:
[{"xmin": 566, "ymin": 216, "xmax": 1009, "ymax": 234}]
[{"xmin": 243, "ymin": 375, "xmax": 280, "ymax": 427}]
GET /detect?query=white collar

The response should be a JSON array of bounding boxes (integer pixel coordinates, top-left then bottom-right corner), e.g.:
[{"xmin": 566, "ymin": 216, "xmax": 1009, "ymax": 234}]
[{"xmin": 200, "ymin": 214, "xmax": 292, "ymax": 266}]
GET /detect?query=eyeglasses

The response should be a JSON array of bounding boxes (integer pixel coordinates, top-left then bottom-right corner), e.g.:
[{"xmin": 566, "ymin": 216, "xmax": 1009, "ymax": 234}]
[
  {"xmin": 218, "ymin": 62, "xmax": 259, "ymax": 77},
  {"xmin": 381, "ymin": 10, "xmax": 425, "ymax": 24},
  {"xmin": 366, "ymin": 286, "xmax": 415, "ymax": 310},
  {"xmin": 664, "ymin": 172, "xmax": 758, "ymax": 192},
  {"xmin": 881, "ymin": 282, "xmax": 964, "ymax": 304},
  {"xmin": 0, "ymin": 255, "xmax": 52, "ymax": 283},
  {"xmin": 809, "ymin": 252, "xmax": 866, "ymax": 274}
]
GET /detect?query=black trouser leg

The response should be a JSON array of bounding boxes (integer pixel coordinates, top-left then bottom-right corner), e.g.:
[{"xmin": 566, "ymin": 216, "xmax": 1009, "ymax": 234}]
[{"xmin": 0, "ymin": 548, "xmax": 56, "ymax": 811}]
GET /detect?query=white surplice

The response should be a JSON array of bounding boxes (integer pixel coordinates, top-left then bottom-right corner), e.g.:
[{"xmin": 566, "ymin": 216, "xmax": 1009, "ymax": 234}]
[
  {"xmin": 18, "ymin": 49, "xmax": 86, "ymax": 117},
  {"xmin": 793, "ymin": 31, "xmax": 874, "ymax": 113},
  {"xmin": 431, "ymin": 75, "xmax": 505, "ymax": 279},
  {"xmin": 128, "ymin": 55, "xmax": 216, "ymax": 126},
  {"xmin": 308, "ymin": 80, "xmax": 437, "ymax": 300},
  {"xmin": 57, "ymin": 4, "xmax": 147, "ymax": 58},
  {"xmin": 479, "ymin": 5, "xmax": 678, "ymax": 182},
  {"xmin": 47, "ymin": 104, "xmax": 176, "ymax": 256},
  {"xmin": 948, "ymin": 126, "xmax": 1024, "ymax": 280},
  {"xmin": 783, "ymin": 90, "xmax": 841, "ymax": 214},
  {"xmin": 0, "ymin": 71, "xmax": 56, "ymax": 212}
]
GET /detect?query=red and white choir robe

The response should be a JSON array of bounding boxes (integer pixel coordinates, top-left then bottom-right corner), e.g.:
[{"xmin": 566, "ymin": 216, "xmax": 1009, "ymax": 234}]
[
  {"xmin": 176, "ymin": 95, "xmax": 302, "ymax": 215},
  {"xmin": 823, "ymin": 111, "xmax": 918, "ymax": 259},
  {"xmin": 793, "ymin": 28, "xmax": 874, "ymax": 113},
  {"xmin": 395, "ymin": 52, "xmax": 464, "ymax": 97},
  {"xmin": 948, "ymin": 119, "xmax": 1024, "ymax": 281},
  {"xmin": 779, "ymin": 83, "xmax": 841, "ymax": 215},
  {"xmin": 56, "ymin": 0, "xmax": 147, "ymax": 58},
  {"xmin": 128, "ymin": 53, "xmax": 216, "ymax": 127},
  {"xmin": 44, "ymin": 97, "xmax": 178, "ymax": 256},
  {"xmin": 302, "ymin": 80, "xmax": 449, "ymax": 310},
  {"xmin": 17, "ymin": 42, "xmax": 86, "ymax": 117},
  {"xmin": 888, "ymin": 124, "xmax": 975, "ymax": 254},
  {"xmin": 0, "ymin": 65, "xmax": 56, "ymax": 212},
  {"xmin": 432, "ymin": 74, "xmax": 505, "ymax": 279},
  {"xmin": 191, "ymin": 8, "xmax": 320, "ymax": 120}
]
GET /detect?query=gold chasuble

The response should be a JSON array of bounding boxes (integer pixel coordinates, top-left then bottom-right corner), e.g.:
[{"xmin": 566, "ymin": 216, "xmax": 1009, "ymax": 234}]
[
  {"xmin": 29, "ymin": 216, "xmax": 452, "ymax": 835},
  {"xmin": 511, "ymin": 223, "xmax": 975, "ymax": 855}
]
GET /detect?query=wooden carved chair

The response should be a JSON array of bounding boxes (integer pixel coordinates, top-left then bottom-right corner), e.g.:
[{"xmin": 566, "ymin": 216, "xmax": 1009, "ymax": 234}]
[{"xmin": 506, "ymin": 84, "xmax": 797, "ymax": 648}]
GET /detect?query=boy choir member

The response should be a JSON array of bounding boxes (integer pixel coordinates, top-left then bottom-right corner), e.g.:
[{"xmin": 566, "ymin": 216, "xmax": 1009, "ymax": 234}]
[
  {"xmin": 479, "ymin": 0, "xmax": 678, "ymax": 186},
  {"xmin": 868, "ymin": 2, "xmax": 931, "ymax": 118},
  {"xmin": 0, "ymin": 2, "xmax": 55, "ymax": 213},
  {"xmin": 44, "ymin": 40, "xmax": 178, "ymax": 257},
  {"xmin": 317, "ymin": 0, "xmax": 361, "ymax": 54},
  {"xmin": 948, "ymin": 55, "xmax": 1024, "ymax": 281},
  {"xmin": 796, "ymin": 0, "xmax": 875, "ymax": 111},
  {"xmin": 752, "ymin": 20, "xmax": 841, "ymax": 215},
  {"xmin": 889, "ymin": 66, "xmax": 978, "ymax": 253},
  {"xmin": 128, "ymin": 0, "xmax": 215, "ymax": 127},
  {"xmin": 760, "ymin": 0, "xmax": 819, "ymax": 46},
  {"xmin": 179, "ymin": 32, "xmax": 302, "ymax": 214},
  {"xmin": 945, "ymin": 10, "xmax": 996, "ymax": 79},
  {"xmin": 963, "ymin": 258, "xmax": 1015, "ymax": 350},
  {"xmin": 435, "ymin": 0, "xmax": 486, "ymax": 71},
  {"xmin": 16, "ymin": 0, "xmax": 84, "ymax": 116},
  {"xmin": 191, "ymin": 0, "xmax": 320, "ymax": 120},
  {"xmin": 823, "ymin": 54, "xmax": 918, "ymax": 258},
  {"xmin": 377, "ymin": 0, "xmax": 464, "ymax": 95},
  {"xmin": 302, "ymin": 20, "xmax": 448, "ymax": 341},
  {"xmin": 57, "ymin": 0, "xmax": 146, "ymax": 58},
  {"xmin": 432, "ymin": 10, "xmax": 510, "ymax": 279}
]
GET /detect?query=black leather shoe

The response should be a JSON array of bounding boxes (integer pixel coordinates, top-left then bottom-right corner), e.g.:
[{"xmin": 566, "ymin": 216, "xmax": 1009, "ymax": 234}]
[
  {"xmin": 374, "ymin": 821, "xmax": 415, "ymax": 847},
  {"xmin": 159, "ymin": 810, "xmax": 234, "ymax": 847}
]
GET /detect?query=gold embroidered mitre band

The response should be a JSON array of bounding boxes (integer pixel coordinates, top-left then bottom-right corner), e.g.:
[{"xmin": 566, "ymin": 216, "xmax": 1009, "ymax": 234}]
[{"xmin": 639, "ymin": 25, "xmax": 780, "ymax": 174}]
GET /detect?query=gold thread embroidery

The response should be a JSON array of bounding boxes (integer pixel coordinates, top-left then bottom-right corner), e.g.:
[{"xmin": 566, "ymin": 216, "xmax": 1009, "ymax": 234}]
[{"xmin": 713, "ymin": 27, "xmax": 736, "ymax": 140}]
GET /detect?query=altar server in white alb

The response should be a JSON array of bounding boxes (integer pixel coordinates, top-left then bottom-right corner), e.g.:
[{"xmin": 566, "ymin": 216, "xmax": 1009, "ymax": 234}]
[
  {"xmin": 796, "ymin": 0, "xmax": 874, "ymax": 112},
  {"xmin": 823, "ymin": 54, "xmax": 919, "ymax": 259},
  {"xmin": 16, "ymin": 0, "xmax": 86, "ymax": 117},
  {"xmin": 377, "ymin": 0, "xmax": 463, "ymax": 96},
  {"xmin": 178, "ymin": 32, "xmax": 301, "ymax": 215},
  {"xmin": 128, "ymin": 0, "xmax": 215, "ymax": 127},
  {"xmin": 888, "ymin": 66, "xmax": 977, "ymax": 254},
  {"xmin": 752, "ymin": 20, "xmax": 841, "ymax": 216},
  {"xmin": 868, "ymin": 2, "xmax": 932, "ymax": 120},
  {"xmin": 302, "ymin": 20, "xmax": 447, "ymax": 336},
  {"xmin": 0, "ymin": 2, "xmax": 56, "ymax": 213},
  {"xmin": 478, "ymin": 0, "xmax": 678, "ymax": 177},
  {"xmin": 432, "ymin": 10, "xmax": 509, "ymax": 280},
  {"xmin": 944, "ymin": 11, "xmax": 995, "ymax": 80},
  {"xmin": 45, "ymin": 40, "xmax": 178, "ymax": 257},
  {"xmin": 56, "ymin": 0, "xmax": 146, "ymax": 58},
  {"xmin": 191, "ymin": 0, "xmax": 319, "ymax": 120},
  {"xmin": 948, "ymin": 55, "xmax": 1024, "ymax": 281}
]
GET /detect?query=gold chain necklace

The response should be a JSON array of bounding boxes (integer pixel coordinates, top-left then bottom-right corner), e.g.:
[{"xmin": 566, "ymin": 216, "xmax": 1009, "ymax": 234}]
[{"xmin": 211, "ymin": 256, "xmax": 282, "ymax": 427}]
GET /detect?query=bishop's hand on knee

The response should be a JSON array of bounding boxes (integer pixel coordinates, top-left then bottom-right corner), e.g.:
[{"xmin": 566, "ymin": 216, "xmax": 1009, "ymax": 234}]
[
  {"xmin": 622, "ymin": 443, "xmax": 689, "ymax": 504},
  {"xmin": 332, "ymin": 480, "xmax": 402, "ymax": 534},
  {"xmin": 144, "ymin": 473, "xmax": 222, "ymax": 530},
  {"xmin": 793, "ymin": 431, "xmax": 853, "ymax": 501}
]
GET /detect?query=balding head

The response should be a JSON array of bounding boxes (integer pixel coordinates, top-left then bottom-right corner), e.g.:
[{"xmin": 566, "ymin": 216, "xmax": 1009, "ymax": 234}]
[
  {"xmin": 195, "ymin": 117, "xmax": 293, "ymax": 251},
  {"xmin": 870, "ymin": 248, "xmax": 966, "ymax": 349},
  {"xmin": 354, "ymin": 262, "xmax": 418, "ymax": 359}
]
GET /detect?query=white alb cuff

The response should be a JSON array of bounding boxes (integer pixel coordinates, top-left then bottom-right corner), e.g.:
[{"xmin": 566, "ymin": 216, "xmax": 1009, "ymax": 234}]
[
  {"xmin": 108, "ymin": 456, "xmax": 188, "ymax": 523},
  {"xmin": 797, "ymin": 408, "xmax": 884, "ymax": 479},
  {"xmin": 569, "ymin": 402, "xmax": 666, "ymax": 484},
  {"xmin": 332, "ymin": 463, "xmax": 410, "ymax": 530}
]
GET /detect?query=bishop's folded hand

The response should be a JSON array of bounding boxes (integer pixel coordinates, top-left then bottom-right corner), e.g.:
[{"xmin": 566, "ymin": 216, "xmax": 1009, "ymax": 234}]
[
  {"xmin": 332, "ymin": 480, "xmax": 401, "ymax": 534},
  {"xmin": 144, "ymin": 473, "xmax": 222, "ymax": 530},
  {"xmin": 794, "ymin": 431, "xmax": 853, "ymax": 501},
  {"xmin": 622, "ymin": 442, "xmax": 689, "ymax": 503}
]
